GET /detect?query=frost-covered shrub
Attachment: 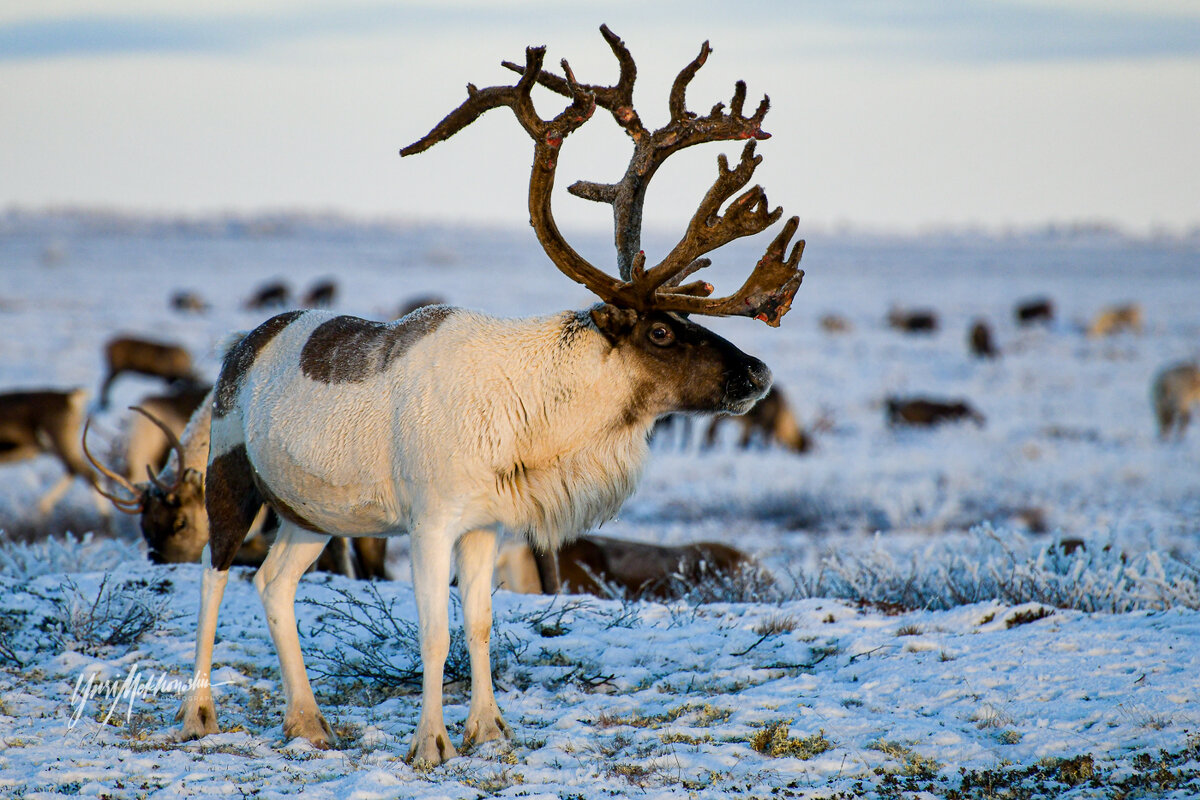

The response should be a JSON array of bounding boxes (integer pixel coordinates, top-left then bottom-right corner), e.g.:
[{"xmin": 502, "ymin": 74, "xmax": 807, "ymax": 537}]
[
  {"xmin": 789, "ymin": 524, "xmax": 1200, "ymax": 612},
  {"xmin": 300, "ymin": 582, "xmax": 473, "ymax": 687},
  {"xmin": 47, "ymin": 574, "xmax": 173, "ymax": 655},
  {"xmin": 0, "ymin": 532, "xmax": 143, "ymax": 580}
]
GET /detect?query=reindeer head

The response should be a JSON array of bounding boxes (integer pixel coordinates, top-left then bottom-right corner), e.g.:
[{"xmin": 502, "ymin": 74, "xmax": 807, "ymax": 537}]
[
  {"xmin": 84, "ymin": 407, "xmax": 210, "ymax": 563},
  {"xmin": 401, "ymin": 26, "xmax": 804, "ymax": 419}
]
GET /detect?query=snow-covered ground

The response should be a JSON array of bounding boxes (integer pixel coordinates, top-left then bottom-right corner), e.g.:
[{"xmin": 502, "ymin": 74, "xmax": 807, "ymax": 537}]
[{"xmin": 1, "ymin": 211, "xmax": 1198, "ymax": 797}]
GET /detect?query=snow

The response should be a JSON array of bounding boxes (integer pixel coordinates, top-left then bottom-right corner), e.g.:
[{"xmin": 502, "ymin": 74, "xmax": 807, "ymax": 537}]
[{"xmin": 1, "ymin": 210, "xmax": 1199, "ymax": 797}]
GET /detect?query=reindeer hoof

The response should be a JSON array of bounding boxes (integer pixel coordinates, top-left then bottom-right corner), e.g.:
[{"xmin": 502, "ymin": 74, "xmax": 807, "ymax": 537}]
[
  {"xmin": 175, "ymin": 701, "xmax": 220, "ymax": 742},
  {"xmin": 462, "ymin": 713, "xmax": 511, "ymax": 750},
  {"xmin": 407, "ymin": 728, "xmax": 457, "ymax": 766},
  {"xmin": 283, "ymin": 708, "xmax": 334, "ymax": 749}
]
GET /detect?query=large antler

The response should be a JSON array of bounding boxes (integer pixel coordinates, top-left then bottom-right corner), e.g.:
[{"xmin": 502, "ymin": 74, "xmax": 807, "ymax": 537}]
[{"xmin": 401, "ymin": 25, "xmax": 804, "ymax": 326}]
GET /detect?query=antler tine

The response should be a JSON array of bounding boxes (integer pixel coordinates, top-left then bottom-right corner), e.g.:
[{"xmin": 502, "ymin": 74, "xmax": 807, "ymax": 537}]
[
  {"xmin": 402, "ymin": 45, "xmax": 634, "ymax": 306},
  {"xmin": 636, "ymin": 140, "xmax": 780, "ymax": 298},
  {"xmin": 130, "ymin": 405, "xmax": 186, "ymax": 495},
  {"xmin": 668, "ymin": 39, "xmax": 711, "ymax": 123},
  {"xmin": 81, "ymin": 417, "xmax": 144, "ymax": 513},
  {"xmin": 653, "ymin": 216, "xmax": 806, "ymax": 327}
]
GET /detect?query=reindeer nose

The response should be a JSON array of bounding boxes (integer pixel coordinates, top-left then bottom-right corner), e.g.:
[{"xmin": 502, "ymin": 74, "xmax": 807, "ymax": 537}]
[
  {"xmin": 727, "ymin": 357, "xmax": 772, "ymax": 403},
  {"xmin": 747, "ymin": 358, "xmax": 772, "ymax": 395}
]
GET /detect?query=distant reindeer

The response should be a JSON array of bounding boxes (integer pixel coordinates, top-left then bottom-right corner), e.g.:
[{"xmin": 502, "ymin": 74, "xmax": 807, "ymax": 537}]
[
  {"xmin": 1087, "ymin": 303, "xmax": 1143, "ymax": 337},
  {"xmin": 819, "ymin": 313, "xmax": 851, "ymax": 333},
  {"xmin": 704, "ymin": 385, "xmax": 814, "ymax": 453},
  {"xmin": 495, "ymin": 535, "xmax": 759, "ymax": 601},
  {"xmin": 172, "ymin": 27, "xmax": 803, "ymax": 764},
  {"xmin": 887, "ymin": 306, "xmax": 938, "ymax": 333},
  {"xmin": 0, "ymin": 389, "xmax": 102, "ymax": 515},
  {"xmin": 969, "ymin": 319, "xmax": 997, "ymax": 358},
  {"xmin": 395, "ymin": 294, "xmax": 448, "ymax": 319},
  {"xmin": 1015, "ymin": 297, "xmax": 1054, "ymax": 325},
  {"xmin": 99, "ymin": 336, "xmax": 196, "ymax": 409},
  {"xmin": 302, "ymin": 279, "xmax": 338, "ymax": 309},
  {"xmin": 170, "ymin": 290, "xmax": 210, "ymax": 313},
  {"xmin": 886, "ymin": 396, "xmax": 985, "ymax": 427},
  {"xmin": 245, "ymin": 281, "xmax": 290, "ymax": 310},
  {"xmin": 86, "ymin": 395, "xmax": 388, "ymax": 578},
  {"xmin": 1152, "ymin": 362, "xmax": 1200, "ymax": 440}
]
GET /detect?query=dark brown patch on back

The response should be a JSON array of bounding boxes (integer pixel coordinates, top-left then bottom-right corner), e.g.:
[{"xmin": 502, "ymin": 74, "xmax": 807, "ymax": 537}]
[
  {"xmin": 299, "ymin": 306, "xmax": 455, "ymax": 384},
  {"xmin": 213, "ymin": 311, "xmax": 304, "ymax": 418},
  {"xmin": 206, "ymin": 444, "xmax": 265, "ymax": 571}
]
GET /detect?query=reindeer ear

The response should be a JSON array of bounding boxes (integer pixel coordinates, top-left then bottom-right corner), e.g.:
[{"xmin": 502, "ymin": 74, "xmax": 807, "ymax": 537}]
[
  {"xmin": 589, "ymin": 304, "xmax": 639, "ymax": 345},
  {"xmin": 183, "ymin": 468, "xmax": 204, "ymax": 493}
]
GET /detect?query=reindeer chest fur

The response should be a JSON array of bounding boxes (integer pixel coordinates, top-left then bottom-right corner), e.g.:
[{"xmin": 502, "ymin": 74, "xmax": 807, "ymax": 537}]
[{"xmin": 218, "ymin": 308, "xmax": 651, "ymax": 545}]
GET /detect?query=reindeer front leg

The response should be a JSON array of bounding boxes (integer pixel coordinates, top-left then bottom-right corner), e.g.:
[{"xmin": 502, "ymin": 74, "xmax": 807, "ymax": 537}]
[
  {"xmin": 254, "ymin": 522, "xmax": 334, "ymax": 748},
  {"xmin": 456, "ymin": 528, "xmax": 510, "ymax": 750},
  {"xmin": 176, "ymin": 547, "xmax": 229, "ymax": 741},
  {"xmin": 408, "ymin": 526, "xmax": 457, "ymax": 765}
]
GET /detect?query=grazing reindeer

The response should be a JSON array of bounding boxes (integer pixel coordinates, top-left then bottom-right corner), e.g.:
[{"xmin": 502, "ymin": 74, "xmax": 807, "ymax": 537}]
[
  {"xmin": 86, "ymin": 395, "xmax": 387, "ymax": 577},
  {"xmin": 1087, "ymin": 303, "xmax": 1143, "ymax": 337},
  {"xmin": 170, "ymin": 290, "xmax": 210, "ymax": 313},
  {"xmin": 1015, "ymin": 297, "xmax": 1054, "ymax": 325},
  {"xmin": 887, "ymin": 306, "xmax": 938, "ymax": 333},
  {"xmin": 245, "ymin": 280, "xmax": 290, "ymax": 310},
  {"xmin": 0, "ymin": 388, "xmax": 102, "ymax": 515},
  {"xmin": 175, "ymin": 27, "xmax": 803, "ymax": 764},
  {"xmin": 495, "ymin": 535, "xmax": 758, "ymax": 601},
  {"xmin": 302, "ymin": 279, "xmax": 338, "ymax": 309},
  {"xmin": 886, "ymin": 396, "xmax": 985, "ymax": 428},
  {"xmin": 969, "ymin": 319, "xmax": 997, "ymax": 358},
  {"xmin": 1152, "ymin": 362, "xmax": 1200, "ymax": 440},
  {"xmin": 99, "ymin": 336, "xmax": 196, "ymax": 409},
  {"xmin": 704, "ymin": 385, "xmax": 813, "ymax": 453}
]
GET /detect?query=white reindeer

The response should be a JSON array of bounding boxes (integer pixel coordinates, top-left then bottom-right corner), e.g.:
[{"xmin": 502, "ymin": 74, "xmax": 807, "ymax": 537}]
[{"xmin": 176, "ymin": 26, "xmax": 805, "ymax": 765}]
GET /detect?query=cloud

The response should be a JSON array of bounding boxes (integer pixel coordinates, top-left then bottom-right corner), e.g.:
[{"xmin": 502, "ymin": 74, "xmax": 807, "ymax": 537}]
[{"xmin": 1, "ymin": 1, "xmax": 1199, "ymax": 64}]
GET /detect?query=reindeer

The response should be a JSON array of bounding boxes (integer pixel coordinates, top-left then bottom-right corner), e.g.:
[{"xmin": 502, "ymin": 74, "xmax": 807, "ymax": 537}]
[
  {"xmin": 1152, "ymin": 361, "xmax": 1200, "ymax": 440},
  {"xmin": 886, "ymin": 396, "xmax": 985, "ymax": 428},
  {"xmin": 969, "ymin": 319, "xmax": 997, "ymax": 358},
  {"xmin": 887, "ymin": 306, "xmax": 938, "ymax": 333},
  {"xmin": 1015, "ymin": 297, "xmax": 1054, "ymax": 325},
  {"xmin": 170, "ymin": 290, "xmax": 210, "ymax": 313},
  {"xmin": 99, "ymin": 336, "xmax": 196, "ymax": 409},
  {"xmin": 245, "ymin": 280, "xmax": 290, "ymax": 310},
  {"xmin": 86, "ymin": 393, "xmax": 388, "ymax": 577},
  {"xmin": 704, "ymin": 385, "xmax": 813, "ymax": 453},
  {"xmin": 0, "ymin": 388, "xmax": 103, "ymax": 515},
  {"xmin": 1087, "ymin": 303, "xmax": 1143, "ymax": 337},
  {"xmin": 302, "ymin": 279, "xmax": 338, "ymax": 309},
  {"xmin": 495, "ymin": 535, "xmax": 758, "ymax": 601},
  {"xmin": 173, "ymin": 27, "xmax": 804, "ymax": 764}
]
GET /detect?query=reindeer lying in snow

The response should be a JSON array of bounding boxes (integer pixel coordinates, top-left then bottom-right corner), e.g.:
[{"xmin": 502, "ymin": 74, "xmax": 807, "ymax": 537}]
[
  {"xmin": 174, "ymin": 27, "xmax": 804, "ymax": 764},
  {"xmin": 495, "ymin": 535, "xmax": 758, "ymax": 601}
]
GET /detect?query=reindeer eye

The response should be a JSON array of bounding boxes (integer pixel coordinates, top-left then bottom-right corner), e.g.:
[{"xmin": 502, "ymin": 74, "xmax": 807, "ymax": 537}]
[
  {"xmin": 647, "ymin": 322, "xmax": 675, "ymax": 347},
  {"xmin": 173, "ymin": 518, "xmax": 187, "ymax": 533}
]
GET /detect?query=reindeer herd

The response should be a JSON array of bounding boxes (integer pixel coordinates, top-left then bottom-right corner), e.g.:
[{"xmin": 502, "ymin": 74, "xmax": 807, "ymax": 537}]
[{"xmin": 0, "ymin": 25, "xmax": 1197, "ymax": 764}]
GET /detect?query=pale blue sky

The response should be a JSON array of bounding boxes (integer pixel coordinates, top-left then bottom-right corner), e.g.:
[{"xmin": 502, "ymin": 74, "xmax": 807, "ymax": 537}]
[{"xmin": 2, "ymin": 1, "xmax": 1198, "ymax": 233}]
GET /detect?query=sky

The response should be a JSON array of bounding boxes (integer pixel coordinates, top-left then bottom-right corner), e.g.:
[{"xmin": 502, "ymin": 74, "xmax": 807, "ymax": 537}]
[{"xmin": 1, "ymin": 1, "xmax": 1198, "ymax": 235}]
